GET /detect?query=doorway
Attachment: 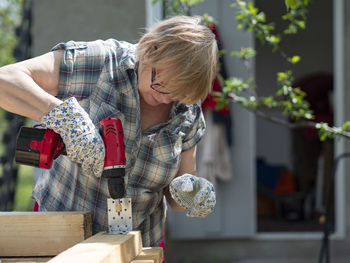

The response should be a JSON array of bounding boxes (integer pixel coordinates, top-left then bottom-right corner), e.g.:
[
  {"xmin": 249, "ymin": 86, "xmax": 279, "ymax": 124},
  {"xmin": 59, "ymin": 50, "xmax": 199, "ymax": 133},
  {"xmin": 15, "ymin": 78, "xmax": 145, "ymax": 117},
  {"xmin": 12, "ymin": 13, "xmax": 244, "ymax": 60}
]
[{"xmin": 255, "ymin": 0, "xmax": 335, "ymax": 233}]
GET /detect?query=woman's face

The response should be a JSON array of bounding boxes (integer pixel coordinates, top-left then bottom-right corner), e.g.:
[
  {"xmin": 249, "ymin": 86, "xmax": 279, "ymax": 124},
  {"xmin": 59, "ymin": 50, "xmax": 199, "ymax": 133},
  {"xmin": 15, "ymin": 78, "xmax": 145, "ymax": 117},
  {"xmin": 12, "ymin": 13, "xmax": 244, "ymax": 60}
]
[{"xmin": 137, "ymin": 63, "xmax": 173, "ymax": 106}]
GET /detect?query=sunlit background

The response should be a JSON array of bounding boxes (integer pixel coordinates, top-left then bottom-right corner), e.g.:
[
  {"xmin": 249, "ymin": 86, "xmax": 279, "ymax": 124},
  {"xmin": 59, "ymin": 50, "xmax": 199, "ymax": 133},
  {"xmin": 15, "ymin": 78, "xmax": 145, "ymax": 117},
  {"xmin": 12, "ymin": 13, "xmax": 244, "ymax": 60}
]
[{"xmin": 1, "ymin": 0, "xmax": 350, "ymax": 262}]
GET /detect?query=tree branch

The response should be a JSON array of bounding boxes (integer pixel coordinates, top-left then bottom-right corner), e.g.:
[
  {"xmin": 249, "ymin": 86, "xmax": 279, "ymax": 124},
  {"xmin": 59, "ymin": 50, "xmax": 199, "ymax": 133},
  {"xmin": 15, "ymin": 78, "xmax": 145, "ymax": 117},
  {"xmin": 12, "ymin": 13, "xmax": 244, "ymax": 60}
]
[{"xmin": 228, "ymin": 92, "xmax": 350, "ymax": 139}]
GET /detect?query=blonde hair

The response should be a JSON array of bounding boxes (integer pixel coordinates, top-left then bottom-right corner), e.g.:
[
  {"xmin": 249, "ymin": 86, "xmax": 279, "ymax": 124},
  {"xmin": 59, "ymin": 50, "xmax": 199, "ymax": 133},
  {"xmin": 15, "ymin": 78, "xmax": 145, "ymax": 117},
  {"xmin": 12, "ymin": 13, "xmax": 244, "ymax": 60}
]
[{"xmin": 137, "ymin": 15, "xmax": 218, "ymax": 105}]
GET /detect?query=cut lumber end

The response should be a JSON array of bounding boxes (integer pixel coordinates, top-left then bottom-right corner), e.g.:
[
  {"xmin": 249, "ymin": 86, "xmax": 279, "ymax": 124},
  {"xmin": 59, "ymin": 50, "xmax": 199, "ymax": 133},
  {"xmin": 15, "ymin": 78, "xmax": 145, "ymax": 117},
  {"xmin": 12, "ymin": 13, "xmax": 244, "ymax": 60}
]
[
  {"xmin": 133, "ymin": 247, "xmax": 163, "ymax": 263},
  {"xmin": 0, "ymin": 212, "xmax": 92, "ymax": 257},
  {"xmin": 48, "ymin": 231, "xmax": 142, "ymax": 263}
]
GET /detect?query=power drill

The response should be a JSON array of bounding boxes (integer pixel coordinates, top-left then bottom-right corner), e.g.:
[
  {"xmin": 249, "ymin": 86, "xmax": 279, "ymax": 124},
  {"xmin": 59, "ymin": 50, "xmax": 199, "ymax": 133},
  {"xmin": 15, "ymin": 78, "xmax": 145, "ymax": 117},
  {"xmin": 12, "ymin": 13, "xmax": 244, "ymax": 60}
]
[
  {"xmin": 15, "ymin": 117, "xmax": 126, "ymax": 198},
  {"xmin": 15, "ymin": 117, "xmax": 132, "ymax": 234}
]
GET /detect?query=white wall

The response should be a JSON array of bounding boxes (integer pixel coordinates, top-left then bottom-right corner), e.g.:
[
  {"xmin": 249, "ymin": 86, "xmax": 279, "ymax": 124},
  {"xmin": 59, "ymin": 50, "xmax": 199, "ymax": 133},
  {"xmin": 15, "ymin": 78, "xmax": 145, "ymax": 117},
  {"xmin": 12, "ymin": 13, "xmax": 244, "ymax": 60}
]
[
  {"xmin": 167, "ymin": 0, "xmax": 256, "ymax": 240},
  {"xmin": 32, "ymin": 0, "xmax": 146, "ymax": 56}
]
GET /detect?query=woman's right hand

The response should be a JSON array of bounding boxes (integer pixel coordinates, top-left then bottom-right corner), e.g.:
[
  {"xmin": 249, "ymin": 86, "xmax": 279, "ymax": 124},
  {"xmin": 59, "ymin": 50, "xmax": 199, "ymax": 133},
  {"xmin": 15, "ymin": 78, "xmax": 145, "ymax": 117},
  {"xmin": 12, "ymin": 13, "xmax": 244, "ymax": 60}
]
[{"xmin": 40, "ymin": 97, "xmax": 105, "ymax": 177}]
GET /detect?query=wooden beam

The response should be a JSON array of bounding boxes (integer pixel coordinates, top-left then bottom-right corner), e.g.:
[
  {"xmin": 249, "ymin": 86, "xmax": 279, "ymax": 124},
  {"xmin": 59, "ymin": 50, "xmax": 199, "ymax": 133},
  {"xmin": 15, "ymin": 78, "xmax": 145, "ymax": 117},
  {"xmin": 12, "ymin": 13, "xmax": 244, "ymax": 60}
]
[
  {"xmin": 0, "ymin": 257, "xmax": 52, "ymax": 263},
  {"xmin": 47, "ymin": 231, "xmax": 142, "ymax": 263},
  {"xmin": 0, "ymin": 212, "xmax": 92, "ymax": 257},
  {"xmin": 132, "ymin": 247, "xmax": 163, "ymax": 263}
]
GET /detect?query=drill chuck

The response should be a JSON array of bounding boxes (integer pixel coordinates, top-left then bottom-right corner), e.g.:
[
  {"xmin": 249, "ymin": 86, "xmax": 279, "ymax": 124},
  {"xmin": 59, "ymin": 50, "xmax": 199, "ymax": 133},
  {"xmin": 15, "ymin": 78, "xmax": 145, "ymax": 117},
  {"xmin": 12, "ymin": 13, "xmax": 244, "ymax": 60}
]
[{"xmin": 102, "ymin": 167, "xmax": 125, "ymax": 199}]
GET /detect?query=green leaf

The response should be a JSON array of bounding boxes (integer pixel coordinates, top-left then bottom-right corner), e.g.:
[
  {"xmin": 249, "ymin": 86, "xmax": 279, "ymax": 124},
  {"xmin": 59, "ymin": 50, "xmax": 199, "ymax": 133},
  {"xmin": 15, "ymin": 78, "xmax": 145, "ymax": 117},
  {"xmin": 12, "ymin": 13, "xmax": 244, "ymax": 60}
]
[
  {"xmin": 202, "ymin": 13, "xmax": 217, "ymax": 25},
  {"xmin": 261, "ymin": 96, "xmax": 276, "ymax": 108},
  {"xmin": 277, "ymin": 72, "xmax": 288, "ymax": 82},
  {"xmin": 248, "ymin": 2, "xmax": 258, "ymax": 16},
  {"xmin": 0, "ymin": 0, "xmax": 21, "ymax": 67},
  {"xmin": 230, "ymin": 50, "xmax": 240, "ymax": 57},
  {"xmin": 296, "ymin": 20, "xmax": 305, "ymax": 29},
  {"xmin": 182, "ymin": 0, "xmax": 205, "ymax": 6},
  {"xmin": 288, "ymin": 55, "xmax": 301, "ymax": 64},
  {"xmin": 267, "ymin": 35, "xmax": 281, "ymax": 45},
  {"xmin": 285, "ymin": 0, "xmax": 298, "ymax": 10},
  {"xmin": 230, "ymin": 47, "xmax": 256, "ymax": 60},
  {"xmin": 342, "ymin": 121, "xmax": 350, "ymax": 131}
]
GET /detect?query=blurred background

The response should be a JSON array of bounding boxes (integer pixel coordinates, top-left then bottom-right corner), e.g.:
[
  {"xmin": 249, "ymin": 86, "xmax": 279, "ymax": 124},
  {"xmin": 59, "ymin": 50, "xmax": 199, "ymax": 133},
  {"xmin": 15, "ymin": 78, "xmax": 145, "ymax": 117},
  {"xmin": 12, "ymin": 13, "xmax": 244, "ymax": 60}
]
[{"xmin": 1, "ymin": 0, "xmax": 350, "ymax": 262}]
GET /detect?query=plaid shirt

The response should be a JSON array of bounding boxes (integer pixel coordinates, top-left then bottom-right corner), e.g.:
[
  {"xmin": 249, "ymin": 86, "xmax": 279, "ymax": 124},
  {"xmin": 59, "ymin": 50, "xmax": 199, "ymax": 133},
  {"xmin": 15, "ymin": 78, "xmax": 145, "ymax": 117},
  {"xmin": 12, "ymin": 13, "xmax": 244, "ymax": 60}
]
[{"xmin": 31, "ymin": 39, "xmax": 205, "ymax": 246}]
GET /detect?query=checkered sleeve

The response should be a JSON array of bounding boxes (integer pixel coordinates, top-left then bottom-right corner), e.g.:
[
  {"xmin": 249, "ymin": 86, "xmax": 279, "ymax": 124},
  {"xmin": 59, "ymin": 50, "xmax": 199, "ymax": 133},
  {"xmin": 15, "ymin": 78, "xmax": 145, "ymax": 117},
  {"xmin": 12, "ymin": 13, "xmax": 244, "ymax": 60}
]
[
  {"xmin": 51, "ymin": 40, "xmax": 106, "ymax": 100},
  {"xmin": 182, "ymin": 104, "xmax": 206, "ymax": 152}
]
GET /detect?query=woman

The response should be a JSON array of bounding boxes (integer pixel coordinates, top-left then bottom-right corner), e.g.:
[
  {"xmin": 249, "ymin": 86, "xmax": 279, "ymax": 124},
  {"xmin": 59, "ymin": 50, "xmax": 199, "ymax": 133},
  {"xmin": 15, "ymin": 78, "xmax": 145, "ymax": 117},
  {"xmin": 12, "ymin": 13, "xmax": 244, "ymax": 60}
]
[{"xmin": 0, "ymin": 15, "xmax": 218, "ymax": 247}]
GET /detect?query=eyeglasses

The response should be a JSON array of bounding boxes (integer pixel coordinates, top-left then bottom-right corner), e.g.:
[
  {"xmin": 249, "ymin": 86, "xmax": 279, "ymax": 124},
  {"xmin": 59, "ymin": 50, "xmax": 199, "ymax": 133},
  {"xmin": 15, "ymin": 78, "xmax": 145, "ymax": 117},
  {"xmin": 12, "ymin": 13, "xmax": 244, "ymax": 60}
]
[{"xmin": 150, "ymin": 68, "xmax": 170, "ymax": 95}]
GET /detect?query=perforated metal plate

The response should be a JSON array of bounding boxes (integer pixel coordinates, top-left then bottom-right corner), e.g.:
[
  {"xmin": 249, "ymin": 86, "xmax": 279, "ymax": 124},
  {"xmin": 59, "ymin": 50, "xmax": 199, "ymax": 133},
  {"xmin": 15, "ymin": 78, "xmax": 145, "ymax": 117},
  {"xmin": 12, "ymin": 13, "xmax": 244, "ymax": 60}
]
[{"xmin": 107, "ymin": 198, "xmax": 132, "ymax": 234}]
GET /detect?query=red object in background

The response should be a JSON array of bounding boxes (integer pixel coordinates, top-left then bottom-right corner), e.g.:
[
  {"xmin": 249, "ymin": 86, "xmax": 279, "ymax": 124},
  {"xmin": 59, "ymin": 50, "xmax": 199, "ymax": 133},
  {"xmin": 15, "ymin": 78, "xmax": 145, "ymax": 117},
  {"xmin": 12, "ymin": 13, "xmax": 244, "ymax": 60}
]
[
  {"xmin": 202, "ymin": 24, "xmax": 230, "ymax": 115},
  {"xmin": 33, "ymin": 201, "xmax": 39, "ymax": 211},
  {"xmin": 202, "ymin": 78, "xmax": 230, "ymax": 115},
  {"xmin": 274, "ymin": 170, "xmax": 296, "ymax": 195},
  {"xmin": 296, "ymin": 74, "xmax": 333, "ymax": 141}
]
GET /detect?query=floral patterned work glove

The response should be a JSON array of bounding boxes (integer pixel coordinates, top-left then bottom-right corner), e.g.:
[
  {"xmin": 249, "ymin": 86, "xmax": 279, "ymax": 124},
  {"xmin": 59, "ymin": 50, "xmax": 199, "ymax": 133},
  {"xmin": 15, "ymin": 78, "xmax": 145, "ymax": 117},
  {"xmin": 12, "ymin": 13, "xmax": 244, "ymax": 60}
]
[
  {"xmin": 169, "ymin": 173, "xmax": 216, "ymax": 217},
  {"xmin": 40, "ymin": 97, "xmax": 105, "ymax": 177}
]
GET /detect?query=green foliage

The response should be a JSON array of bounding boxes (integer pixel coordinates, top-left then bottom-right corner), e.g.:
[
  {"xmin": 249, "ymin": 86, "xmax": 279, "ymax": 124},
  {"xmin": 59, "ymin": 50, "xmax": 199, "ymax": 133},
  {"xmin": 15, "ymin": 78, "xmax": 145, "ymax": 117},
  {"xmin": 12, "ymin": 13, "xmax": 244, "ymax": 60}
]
[
  {"xmin": 282, "ymin": 0, "xmax": 309, "ymax": 34},
  {"xmin": 0, "ymin": 31, "xmax": 16, "ymax": 65},
  {"xmin": 233, "ymin": 0, "xmax": 309, "ymax": 49},
  {"xmin": 150, "ymin": 0, "xmax": 350, "ymax": 141},
  {"xmin": 0, "ymin": 0, "xmax": 31, "ymax": 211},
  {"xmin": 287, "ymin": 55, "xmax": 301, "ymax": 64},
  {"xmin": 152, "ymin": 0, "xmax": 206, "ymax": 16},
  {"xmin": 0, "ymin": 0, "xmax": 22, "ymax": 66},
  {"xmin": 342, "ymin": 121, "xmax": 350, "ymax": 132},
  {"xmin": 152, "ymin": 0, "xmax": 216, "ymax": 24},
  {"xmin": 224, "ymin": 1, "xmax": 314, "ymax": 123},
  {"xmin": 14, "ymin": 165, "xmax": 34, "ymax": 211},
  {"xmin": 230, "ymin": 47, "xmax": 256, "ymax": 60},
  {"xmin": 202, "ymin": 13, "xmax": 217, "ymax": 26},
  {"xmin": 275, "ymin": 70, "xmax": 312, "ymax": 120},
  {"xmin": 226, "ymin": 1, "xmax": 341, "ymax": 135},
  {"xmin": 285, "ymin": 0, "xmax": 299, "ymax": 10},
  {"xmin": 234, "ymin": 0, "xmax": 280, "ymax": 51}
]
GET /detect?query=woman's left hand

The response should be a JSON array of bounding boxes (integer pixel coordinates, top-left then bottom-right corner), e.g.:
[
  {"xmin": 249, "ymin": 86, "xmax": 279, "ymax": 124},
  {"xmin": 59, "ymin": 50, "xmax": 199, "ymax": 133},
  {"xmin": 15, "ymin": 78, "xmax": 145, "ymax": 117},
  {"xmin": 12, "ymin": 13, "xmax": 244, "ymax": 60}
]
[{"xmin": 169, "ymin": 173, "xmax": 216, "ymax": 217}]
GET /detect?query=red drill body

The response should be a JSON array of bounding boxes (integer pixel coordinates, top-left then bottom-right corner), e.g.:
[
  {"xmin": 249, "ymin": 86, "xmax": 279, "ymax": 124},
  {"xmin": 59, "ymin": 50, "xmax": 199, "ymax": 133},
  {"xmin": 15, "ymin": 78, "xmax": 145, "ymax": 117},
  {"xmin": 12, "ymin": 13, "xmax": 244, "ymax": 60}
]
[
  {"xmin": 99, "ymin": 117, "xmax": 126, "ymax": 199},
  {"xmin": 99, "ymin": 118, "xmax": 126, "ymax": 170},
  {"xmin": 15, "ymin": 117, "xmax": 126, "ymax": 199}
]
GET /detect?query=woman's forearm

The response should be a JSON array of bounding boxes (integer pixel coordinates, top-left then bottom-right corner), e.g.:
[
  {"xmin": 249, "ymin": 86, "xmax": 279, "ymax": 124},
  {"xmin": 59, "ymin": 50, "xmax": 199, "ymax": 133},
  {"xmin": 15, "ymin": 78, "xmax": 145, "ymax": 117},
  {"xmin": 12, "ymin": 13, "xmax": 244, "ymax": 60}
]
[
  {"xmin": 0, "ymin": 68, "xmax": 60, "ymax": 120},
  {"xmin": 0, "ymin": 51, "xmax": 63, "ymax": 121}
]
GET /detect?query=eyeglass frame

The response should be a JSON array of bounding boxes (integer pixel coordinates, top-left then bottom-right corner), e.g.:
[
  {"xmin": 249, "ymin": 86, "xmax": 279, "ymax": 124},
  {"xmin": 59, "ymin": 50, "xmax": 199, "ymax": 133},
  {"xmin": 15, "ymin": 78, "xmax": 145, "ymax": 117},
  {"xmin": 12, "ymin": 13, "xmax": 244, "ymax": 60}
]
[{"xmin": 150, "ymin": 67, "xmax": 170, "ymax": 95}]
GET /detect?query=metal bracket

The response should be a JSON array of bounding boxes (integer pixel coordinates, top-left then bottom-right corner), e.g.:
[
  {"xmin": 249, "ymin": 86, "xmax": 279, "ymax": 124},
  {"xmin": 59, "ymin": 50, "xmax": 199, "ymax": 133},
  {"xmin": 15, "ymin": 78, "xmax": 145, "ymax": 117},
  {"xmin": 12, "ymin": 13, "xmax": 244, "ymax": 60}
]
[{"xmin": 107, "ymin": 197, "xmax": 132, "ymax": 234}]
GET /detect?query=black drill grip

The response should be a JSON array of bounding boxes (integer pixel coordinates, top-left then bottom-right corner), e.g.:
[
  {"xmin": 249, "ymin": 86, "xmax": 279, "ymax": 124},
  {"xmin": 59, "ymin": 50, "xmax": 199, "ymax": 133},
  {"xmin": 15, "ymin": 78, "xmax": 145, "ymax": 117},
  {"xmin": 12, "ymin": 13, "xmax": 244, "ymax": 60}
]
[{"xmin": 102, "ymin": 168, "xmax": 125, "ymax": 199}]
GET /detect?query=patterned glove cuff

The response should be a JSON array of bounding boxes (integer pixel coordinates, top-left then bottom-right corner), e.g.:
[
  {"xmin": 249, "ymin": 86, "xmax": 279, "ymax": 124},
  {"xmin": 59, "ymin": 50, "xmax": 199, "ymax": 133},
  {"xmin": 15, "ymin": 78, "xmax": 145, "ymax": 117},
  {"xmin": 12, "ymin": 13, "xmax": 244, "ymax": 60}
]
[
  {"xmin": 169, "ymin": 174, "xmax": 197, "ymax": 210},
  {"xmin": 169, "ymin": 174, "xmax": 216, "ymax": 217},
  {"xmin": 40, "ymin": 97, "xmax": 91, "ymax": 136},
  {"xmin": 40, "ymin": 97, "xmax": 105, "ymax": 177}
]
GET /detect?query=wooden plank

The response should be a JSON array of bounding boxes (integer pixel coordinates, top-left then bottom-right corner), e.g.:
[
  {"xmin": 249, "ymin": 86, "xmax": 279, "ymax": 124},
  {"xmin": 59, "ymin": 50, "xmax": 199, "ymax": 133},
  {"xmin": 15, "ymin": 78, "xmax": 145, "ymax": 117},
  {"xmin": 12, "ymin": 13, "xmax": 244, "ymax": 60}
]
[
  {"xmin": 47, "ymin": 231, "xmax": 142, "ymax": 263},
  {"xmin": 0, "ymin": 212, "xmax": 92, "ymax": 257},
  {"xmin": 132, "ymin": 247, "xmax": 163, "ymax": 263},
  {"xmin": 0, "ymin": 257, "xmax": 52, "ymax": 263}
]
